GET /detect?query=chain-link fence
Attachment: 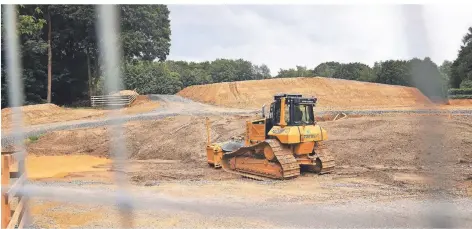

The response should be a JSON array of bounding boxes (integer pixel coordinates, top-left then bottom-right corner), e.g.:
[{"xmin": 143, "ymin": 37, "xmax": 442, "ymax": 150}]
[{"xmin": 1, "ymin": 4, "xmax": 471, "ymax": 228}]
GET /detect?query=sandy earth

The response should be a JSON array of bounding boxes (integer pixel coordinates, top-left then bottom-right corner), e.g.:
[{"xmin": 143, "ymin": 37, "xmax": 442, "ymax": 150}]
[
  {"xmin": 26, "ymin": 115, "xmax": 472, "ymax": 185},
  {"xmin": 19, "ymin": 114, "xmax": 472, "ymax": 228},
  {"xmin": 1, "ymin": 95, "xmax": 159, "ymax": 132},
  {"xmin": 1, "ymin": 77, "xmax": 472, "ymax": 228},
  {"xmin": 178, "ymin": 77, "xmax": 433, "ymax": 110},
  {"xmin": 24, "ymin": 155, "xmax": 110, "ymax": 180}
]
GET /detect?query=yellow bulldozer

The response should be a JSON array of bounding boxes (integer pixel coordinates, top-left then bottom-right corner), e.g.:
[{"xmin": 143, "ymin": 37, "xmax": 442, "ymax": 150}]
[{"xmin": 206, "ymin": 93, "xmax": 335, "ymax": 180}]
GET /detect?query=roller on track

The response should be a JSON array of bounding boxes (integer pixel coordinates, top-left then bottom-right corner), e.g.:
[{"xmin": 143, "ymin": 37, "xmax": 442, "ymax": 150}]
[{"xmin": 206, "ymin": 93, "xmax": 335, "ymax": 180}]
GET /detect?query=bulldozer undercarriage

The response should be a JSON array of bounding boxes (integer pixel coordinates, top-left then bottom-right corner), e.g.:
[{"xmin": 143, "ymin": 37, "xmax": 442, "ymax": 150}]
[{"xmin": 221, "ymin": 139, "xmax": 335, "ymax": 181}]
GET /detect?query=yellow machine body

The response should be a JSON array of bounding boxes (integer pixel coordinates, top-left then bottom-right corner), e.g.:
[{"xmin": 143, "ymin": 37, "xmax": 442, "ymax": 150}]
[{"xmin": 206, "ymin": 93, "xmax": 335, "ymax": 180}]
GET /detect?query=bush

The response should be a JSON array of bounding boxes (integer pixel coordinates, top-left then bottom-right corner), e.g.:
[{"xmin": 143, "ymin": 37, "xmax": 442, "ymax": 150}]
[
  {"xmin": 123, "ymin": 61, "xmax": 182, "ymax": 95},
  {"xmin": 460, "ymin": 79, "xmax": 472, "ymax": 89},
  {"xmin": 448, "ymin": 88, "xmax": 472, "ymax": 95},
  {"xmin": 28, "ymin": 135, "xmax": 40, "ymax": 142}
]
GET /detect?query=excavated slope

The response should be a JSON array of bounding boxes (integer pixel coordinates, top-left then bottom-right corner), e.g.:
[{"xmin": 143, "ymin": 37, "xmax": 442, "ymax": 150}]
[{"xmin": 177, "ymin": 77, "xmax": 432, "ymax": 110}]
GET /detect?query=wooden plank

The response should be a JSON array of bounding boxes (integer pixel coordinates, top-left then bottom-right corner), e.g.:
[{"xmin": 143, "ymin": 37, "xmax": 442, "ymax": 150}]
[
  {"xmin": 17, "ymin": 201, "xmax": 28, "ymax": 229},
  {"xmin": 6, "ymin": 197, "xmax": 25, "ymax": 229},
  {"xmin": 1, "ymin": 151, "xmax": 16, "ymax": 155},
  {"xmin": 17, "ymin": 214, "xmax": 25, "ymax": 229},
  {"xmin": 1, "ymin": 193, "xmax": 10, "ymax": 229},
  {"xmin": 6, "ymin": 174, "xmax": 26, "ymax": 201},
  {"xmin": 9, "ymin": 172, "xmax": 20, "ymax": 179},
  {"xmin": 7, "ymin": 155, "xmax": 15, "ymax": 167},
  {"xmin": 1, "ymin": 155, "xmax": 11, "ymax": 229}
]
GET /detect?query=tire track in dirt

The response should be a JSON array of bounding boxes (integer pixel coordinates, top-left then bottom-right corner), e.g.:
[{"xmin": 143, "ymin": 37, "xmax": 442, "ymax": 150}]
[
  {"xmin": 2, "ymin": 94, "xmax": 472, "ymax": 148},
  {"xmin": 1, "ymin": 95, "xmax": 257, "ymax": 148}
]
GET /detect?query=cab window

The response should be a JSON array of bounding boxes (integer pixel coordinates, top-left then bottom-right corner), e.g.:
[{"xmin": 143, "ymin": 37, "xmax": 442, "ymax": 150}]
[{"xmin": 292, "ymin": 104, "xmax": 314, "ymax": 125}]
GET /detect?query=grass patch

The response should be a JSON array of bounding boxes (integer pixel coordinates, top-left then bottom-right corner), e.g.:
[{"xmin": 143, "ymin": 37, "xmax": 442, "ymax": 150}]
[{"xmin": 27, "ymin": 134, "xmax": 42, "ymax": 143}]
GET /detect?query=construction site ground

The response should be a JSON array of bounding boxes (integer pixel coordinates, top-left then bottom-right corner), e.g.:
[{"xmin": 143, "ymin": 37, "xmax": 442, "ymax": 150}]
[
  {"xmin": 1, "ymin": 95, "xmax": 159, "ymax": 132},
  {"xmin": 2, "ymin": 78, "xmax": 472, "ymax": 228},
  {"xmin": 19, "ymin": 112, "xmax": 472, "ymax": 228}
]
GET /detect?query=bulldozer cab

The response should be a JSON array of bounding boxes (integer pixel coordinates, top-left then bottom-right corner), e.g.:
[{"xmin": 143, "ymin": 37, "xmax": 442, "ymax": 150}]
[{"xmin": 267, "ymin": 94, "xmax": 316, "ymax": 128}]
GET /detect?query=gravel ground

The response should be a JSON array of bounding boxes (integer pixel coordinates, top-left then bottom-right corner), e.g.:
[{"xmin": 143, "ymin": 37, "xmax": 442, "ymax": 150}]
[
  {"xmin": 23, "ymin": 180, "xmax": 472, "ymax": 228},
  {"xmin": 1, "ymin": 95, "xmax": 258, "ymax": 147},
  {"xmin": 4, "ymin": 95, "xmax": 472, "ymax": 228},
  {"xmin": 3, "ymin": 94, "xmax": 472, "ymax": 148}
]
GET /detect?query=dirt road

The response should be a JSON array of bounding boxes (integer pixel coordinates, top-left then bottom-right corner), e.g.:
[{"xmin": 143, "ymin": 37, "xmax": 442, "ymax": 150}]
[
  {"xmin": 3, "ymin": 94, "xmax": 471, "ymax": 148},
  {"xmin": 1, "ymin": 95, "xmax": 257, "ymax": 148},
  {"xmin": 25, "ymin": 181, "xmax": 472, "ymax": 228},
  {"xmin": 3, "ymin": 95, "xmax": 472, "ymax": 228},
  {"xmin": 20, "ymin": 113, "xmax": 472, "ymax": 228}
]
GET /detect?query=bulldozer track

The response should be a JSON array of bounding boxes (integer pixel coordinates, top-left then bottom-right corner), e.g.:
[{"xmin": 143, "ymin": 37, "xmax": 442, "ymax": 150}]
[
  {"xmin": 221, "ymin": 139, "xmax": 300, "ymax": 180},
  {"xmin": 316, "ymin": 147, "xmax": 335, "ymax": 174},
  {"xmin": 267, "ymin": 140, "xmax": 300, "ymax": 178}
]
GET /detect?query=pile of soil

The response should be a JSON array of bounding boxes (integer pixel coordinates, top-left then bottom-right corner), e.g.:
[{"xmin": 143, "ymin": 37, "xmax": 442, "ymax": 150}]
[
  {"xmin": 2, "ymin": 104, "xmax": 62, "ymax": 122},
  {"xmin": 447, "ymin": 99, "xmax": 472, "ymax": 106},
  {"xmin": 1, "ymin": 95, "xmax": 159, "ymax": 130},
  {"xmin": 177, "ymin": 77, "xmax": 433, "ymax": 110},
  {"xmin": 122, "ymin": 95, "xmax": 159, "ymax": 114},
  {"xmin": 1, "ymin": 104, "xmax": 105, "ymax": 130},
  {"xmin": 26, "ymin": 115, "xmax": 250, "ymax": 161},
  {"xmin": 26, "ymin": 114, "xmax": 472, "ymax": 183}
]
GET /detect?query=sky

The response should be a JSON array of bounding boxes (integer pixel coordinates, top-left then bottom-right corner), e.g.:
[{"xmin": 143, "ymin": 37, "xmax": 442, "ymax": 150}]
[{"xmin": 167, "ymin": 4, "xmax": 472, "ymax": 75}]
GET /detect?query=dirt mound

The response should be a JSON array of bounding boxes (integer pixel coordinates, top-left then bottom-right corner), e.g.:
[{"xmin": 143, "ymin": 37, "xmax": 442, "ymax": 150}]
[
  {"xmin": 2, "ymin": 104, "xmax": 62, "ymax": 120},
  {"xmin": 177, "ymin": 77, "xmax": 432, "ymax": 110},
  {"xmin": 111, "ymin": 90, "xmax": 138, "ymax": 96},
  {"xmin": 447, "ymin": 99, "xmax": 472, "ymax": 106},
  {"xmin": 27, "ymin": 114, "xmax": 472, "ymax": 184},
  {"xmin": 2, "ymin": 103, "xmax": 104, "ymax": 130},
  {"xmin": 1, "ymin": 96, "xmax": 159, "ymax": 130},
  {"xmin": 1, "ymin": 104, "xmax": 105, "ymax": 130},
  {"xmin": 27, "ymin": 115, "xmax": 250, "ymax": 161},
  {"xmin": 123, "ymin": 95, "xmax": 159, "ymax": 114},
  {"xmin": 321, "ymin": 116, "xmax": 472, "ymax": 169}
]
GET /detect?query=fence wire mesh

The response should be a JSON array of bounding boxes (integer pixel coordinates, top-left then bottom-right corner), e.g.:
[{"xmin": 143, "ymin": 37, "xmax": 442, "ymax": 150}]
[{"xmin": 1, "ymin": 3, "xmax": 471, "ymax": 228}]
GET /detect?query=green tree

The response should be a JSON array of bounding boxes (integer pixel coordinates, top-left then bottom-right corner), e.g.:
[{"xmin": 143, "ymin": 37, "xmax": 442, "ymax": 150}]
[
  {"xmin": 375, "ymin": 60, "xmax": 410, "ymax": 86},
  {"xmin": 253, "ymin": 64, "xmax": 271, "ymax": 79},
  {"xmin": 234, "ymin": 59, "xmax": 255, "ymax": 81},
  {"xmin": 120, "ymin": 5, "xmax": 171, "ymax": 61},
  {"xmin": 313, "ymin": 61, "xmax": 341, "ymax": 78},
  {"xmin": 450, "ymin": 27, "xmax": 472, "ymax": 88},
  {"xmin": 210, "ymin": 59, "xmax": 237, "ymax": 83},
  {"xmin": 460, "ymin": 79, "xmax": 472, "ymax": 88},
  {"xmin": 328, "ymin": 62, "xmax": 374, "ymax": 82},
  {"xmin": 439, "ymin": 60, "xmax": 452, "ymax": 83},
  {"xmin": 276, "ymin": 66, "xmax": 311, "ymax": 78},
  {"xmin": 1, "ymin": 5, "xmax": 172, "ymax": 107},
  {"xmin": 409, "ymin": 57, "xmax": 447, "ymax": 100},
  {"xmin": 1, "ymin": 6, "xmax": 48, "ymax": 108},
  {"xmin": 123, "ymin": 61, "xmax": 182, "ymax": 94}
]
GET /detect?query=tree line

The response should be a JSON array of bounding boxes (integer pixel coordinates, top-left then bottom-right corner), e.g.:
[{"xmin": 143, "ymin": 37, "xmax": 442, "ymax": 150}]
[
  {"xmin": 276, "ymin": 58, "xmax": 448, "ymax": 100},
  {"xmin": 1, "ymin": 5, "xmax": 173, "ymax": 107},
  {"xmin": 1, "ymin": 5, "xmax": 471, "ymax": 108},
  {"xmin": 275, "ymin": 27, "xmax": 472, "ymax": 100},
  {"xmin": 121, "ymin": 59, "xmax": 271, "ymax": 96},
  {"xmin": 0, "ymin": 5, "xmax": 273, "ymax": 107}
]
